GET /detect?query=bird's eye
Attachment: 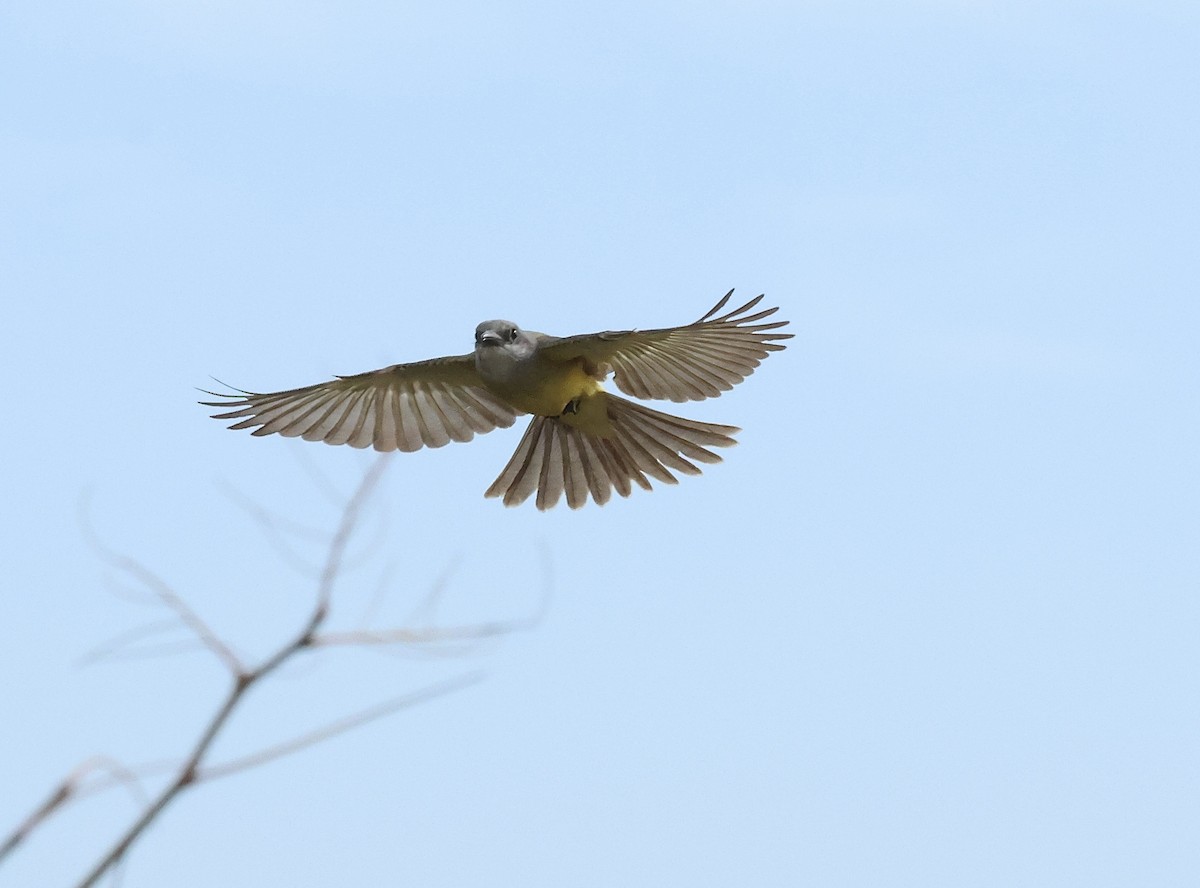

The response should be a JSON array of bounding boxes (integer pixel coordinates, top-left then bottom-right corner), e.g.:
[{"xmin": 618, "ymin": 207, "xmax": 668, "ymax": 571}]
[{"xmin": 509, "ymin": 328, "xmax": 519, "ymax": 342}]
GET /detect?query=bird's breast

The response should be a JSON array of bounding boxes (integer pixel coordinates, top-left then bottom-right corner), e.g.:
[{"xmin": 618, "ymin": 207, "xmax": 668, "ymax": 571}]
[{"xmin": 477, "ymin": 353, "xmax": 602, "ymax": 417}]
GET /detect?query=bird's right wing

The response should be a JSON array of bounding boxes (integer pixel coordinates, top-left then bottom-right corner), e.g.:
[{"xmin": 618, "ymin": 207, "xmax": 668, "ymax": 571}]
[{"xmin": 203, "ymin": 354, "xmax": 522, "ymax": 452}]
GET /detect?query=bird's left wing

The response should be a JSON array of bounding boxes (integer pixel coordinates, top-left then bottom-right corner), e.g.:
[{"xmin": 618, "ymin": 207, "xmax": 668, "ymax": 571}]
[
  {"xmin": 538, "ymin": 290, "xmax": 792, "ymax": 403},
  {"xmin": 203, "ymin": 354, "xmax": 522, "ymax": 452}
]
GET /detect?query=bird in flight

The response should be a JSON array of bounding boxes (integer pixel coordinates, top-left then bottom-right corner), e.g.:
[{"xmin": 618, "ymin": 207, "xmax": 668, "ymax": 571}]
[{"xmin": 204, "ymin": 291, "xmax": 791, "ymax": 510}]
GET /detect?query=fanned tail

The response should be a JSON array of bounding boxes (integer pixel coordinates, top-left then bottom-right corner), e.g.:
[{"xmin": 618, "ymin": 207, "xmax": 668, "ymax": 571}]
[{"xmin": 484, "ymin": 395, "xmax": 739, "ymax": 510}]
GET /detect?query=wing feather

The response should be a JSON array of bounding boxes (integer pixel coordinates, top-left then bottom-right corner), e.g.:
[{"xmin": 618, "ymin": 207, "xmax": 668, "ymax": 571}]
[
  {"xmin": 539, "ymin": 290, "xmax": 792, "ymax": 402},
  {"xmin": 204, "ymin": 353, "xmax": 521, "ymax": 452}
]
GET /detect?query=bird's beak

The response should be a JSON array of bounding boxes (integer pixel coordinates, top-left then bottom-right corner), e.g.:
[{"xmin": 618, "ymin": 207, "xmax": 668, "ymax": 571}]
[{"xmin": 477, "ymin": 330, "xmax": 503, "ymax": 346}]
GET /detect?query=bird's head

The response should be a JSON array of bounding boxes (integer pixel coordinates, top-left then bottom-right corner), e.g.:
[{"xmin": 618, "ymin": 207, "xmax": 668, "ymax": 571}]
[{"xmin": 475, "ymin": 320, "xmax": 537, "ymax": 360}]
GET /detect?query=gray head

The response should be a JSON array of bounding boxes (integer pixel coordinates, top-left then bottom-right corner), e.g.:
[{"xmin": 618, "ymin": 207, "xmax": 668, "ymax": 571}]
[{"xmin": 474, "ymin": 320, "xmax": 538, "ymax": 360}]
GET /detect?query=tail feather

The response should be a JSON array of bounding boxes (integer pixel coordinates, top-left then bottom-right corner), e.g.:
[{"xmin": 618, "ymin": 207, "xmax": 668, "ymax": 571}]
[
  {"xmin": 561, "ymin": 428, "xmax": 603, "ymax": 508},
  {"xmin": 484, "ymin": 396, "xmax": 739, "ymax": 510},
  {"xmin": 587, "ymin": 431, "xmax": 647, "ymax": 499},
  {"xmin": 619, "ymin": 416, "xmax": 703, "ymax": 477},
  {"xmin": 573, "ymin": 433, "xmax": 611, "ymax": 505},
  {"xmin": 615, "ymin": 419, "xmax": 690, "ymax": 481},
  {"xmin": 488, "ymin": 416, "xmax": 545, "ymax": 506},
  {"xmin": 536, "ymin": 426, "xmax": 567, "ymax": 511}
]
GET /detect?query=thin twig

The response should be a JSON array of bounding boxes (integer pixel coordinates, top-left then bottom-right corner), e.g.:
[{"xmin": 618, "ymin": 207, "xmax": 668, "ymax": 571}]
[
  {"xmin": 0, "ymin": 757, "xmax": 147, "ymax": 864},
  {"xmin": 313, "ymin": 618, "xmax": 538, "ymax": 648},
  {"xmin": 0, "ymin": 784, "xmax": 70, "ymax": 863},
  {"xmin": 4, "ymin": 455, "xmax": 534, "ymax": 887},
  {"xmin": 77, "ymin": 618, "xmax": 185, "ymax": 666},
  {"xmin": 404, "ymin": 559, "xmax": 460, "ymax": 627},
  {"xmin": 72, "ymin": 455, "xmax": 391, "ymax": 888},
  {"xmin": 115, "ymin": 557, "xmax": 244, "ymax": 674},
  {"xmin": 215, "ymin": 480, "xmax": 328, "ymax": 577},
  {"xmin": 217, "ymin": 473, "xmax": 393, "ymax": 583},
  {"xmin": 291, "ymin": 441, "xmax": 351, "ymax": 510},
  {"xmin": 358, "ymin": 557, "xmax": 400, "ymax": 628},
  {"xmin": 198, "ymin": 671, "xmax": 485, "ymax": 782},
  {"xmin": 315, "ymin": 454, "xmax": 392, "ymax": 617},
  {"xmin": 79, "ymin": 496, "xmax": 243, "ymax": 675}
]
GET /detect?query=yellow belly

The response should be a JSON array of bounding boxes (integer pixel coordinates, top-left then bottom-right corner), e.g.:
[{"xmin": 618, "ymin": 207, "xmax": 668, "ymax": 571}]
[
  {"xmin": 502, "ymin": 361, "xmax": 602, "ymax": 417},
  {"xmin": 558, "ymin": 390, "xmax": 615, "ymax": 437}
]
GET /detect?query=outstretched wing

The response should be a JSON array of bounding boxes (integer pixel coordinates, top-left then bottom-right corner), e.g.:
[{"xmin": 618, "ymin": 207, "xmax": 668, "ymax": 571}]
[
  {"xmin": 539, "ymin": 291, "xmax": 792, "ymax": 403},
  {"xmin": 203, "ymin": 354, "xmax": 522, "ymax": 452}
]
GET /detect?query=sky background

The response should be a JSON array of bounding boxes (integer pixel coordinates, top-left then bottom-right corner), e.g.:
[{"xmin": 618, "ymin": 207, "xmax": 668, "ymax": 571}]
[{"xmin": 2, "ymin": 1, "xmax": 1198, "ymax": 886}]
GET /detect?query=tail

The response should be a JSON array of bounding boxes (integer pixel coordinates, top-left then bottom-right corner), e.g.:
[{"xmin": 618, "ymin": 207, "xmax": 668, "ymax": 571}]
[{"xmin": 484, "ymin": 395, "xmax": 739, "ymax": 510}]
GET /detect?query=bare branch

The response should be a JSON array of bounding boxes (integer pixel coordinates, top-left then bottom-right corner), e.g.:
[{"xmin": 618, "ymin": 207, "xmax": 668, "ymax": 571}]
[
  {"xmin": 0, "ymin": 783, "xmax": 70, "ymax": 864},
  {"xmin": 291, "ymin": 439, "xmax": 353, "ymax": 510},
  {"xmin": 215, "ymin": 480, "xmax": 327, "ymax": 577},
  {"xmin": 72, "ymin": 454, "xmax": 394, "ymax": 887},
  {"xmin": 198, "ymin": 671, "xmax": 485, "ymax": 782},
  {"xmin": 73, "ymin": 685, "xmax": 244, "ymax": 888},
  {"xmin": 314, "ymin": 454, "xmax": 392, "ymax": 616},
  {"xmin": 402, "ymin": 559, "xmax": 460, "ymax": 628},
  {"xmin": 0, "ymin": 757, "xmax": 148, "ymax": 864},
  {"xmin": 5, "ymin": 454, "xmax": 535, "ymax": 886},
  {"xmin": 313, "ymin": 617, "xmax": 539, "ymax": 648},
  {"xmin": 117, "ymin": 558, "xmax": 244, "ymax": 675},
  {"xmin": 216, "ymin": 471, "xmax": 391, "ymax": 583},
  {"xmin": 77, "ymin": 618, "xmax": 186, "ymax": 666},
  {"xmin": 79, "ymin": 495, "xmax": 244, "ymax": 675}
]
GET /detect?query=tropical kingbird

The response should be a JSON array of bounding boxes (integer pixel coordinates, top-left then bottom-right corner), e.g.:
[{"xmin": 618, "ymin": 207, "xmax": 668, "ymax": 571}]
[{"xmin": 205, "ymin": 290, "xmax": 791, "ymax": 509}]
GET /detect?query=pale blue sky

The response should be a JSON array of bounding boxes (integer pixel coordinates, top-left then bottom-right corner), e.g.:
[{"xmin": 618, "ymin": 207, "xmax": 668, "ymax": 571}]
[{"xmin": 2, "ymin": 2, "xmax": 1197, "ymax": 886}]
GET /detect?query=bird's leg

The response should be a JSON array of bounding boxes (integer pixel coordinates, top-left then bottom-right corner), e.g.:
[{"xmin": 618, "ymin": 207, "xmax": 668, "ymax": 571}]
[{"xmin": 561, "ymin": 398, "xmax": 581, "ymax": 416}]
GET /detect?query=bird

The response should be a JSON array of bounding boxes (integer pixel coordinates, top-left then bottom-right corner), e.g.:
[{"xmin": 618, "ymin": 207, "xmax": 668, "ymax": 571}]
[{"xmin": 203, "ymin": 290, "xmax": 791, "ymax": 510}]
